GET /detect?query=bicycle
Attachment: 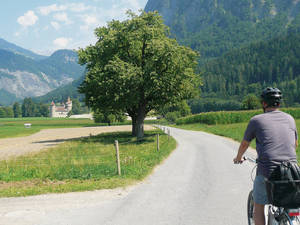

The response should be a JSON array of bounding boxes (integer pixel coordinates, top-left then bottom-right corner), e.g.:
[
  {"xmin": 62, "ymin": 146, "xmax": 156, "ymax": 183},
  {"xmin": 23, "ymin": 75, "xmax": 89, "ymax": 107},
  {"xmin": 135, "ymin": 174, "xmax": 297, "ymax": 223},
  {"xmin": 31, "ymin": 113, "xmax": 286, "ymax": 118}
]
[{"xmin": 244, "ymin": 157, "xmax": 300, "ymax": 225}]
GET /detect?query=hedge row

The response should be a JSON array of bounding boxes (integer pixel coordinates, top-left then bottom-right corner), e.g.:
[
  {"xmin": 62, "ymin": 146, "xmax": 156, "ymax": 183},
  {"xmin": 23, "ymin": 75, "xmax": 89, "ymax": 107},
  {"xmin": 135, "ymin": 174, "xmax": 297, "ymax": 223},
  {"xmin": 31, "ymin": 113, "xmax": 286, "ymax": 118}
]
[{"xmin": 176, "ymin": 108, "xmax": 300, "ymax": 125}]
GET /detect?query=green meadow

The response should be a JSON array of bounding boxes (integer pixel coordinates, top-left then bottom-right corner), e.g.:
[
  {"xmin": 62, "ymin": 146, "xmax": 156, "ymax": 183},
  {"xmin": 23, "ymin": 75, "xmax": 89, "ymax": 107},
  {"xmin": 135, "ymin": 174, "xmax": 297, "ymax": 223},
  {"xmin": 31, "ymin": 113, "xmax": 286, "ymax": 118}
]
[
  {"xmin": 175, "ymin": 120, "xmax": 300, "ymax": 157},
  {"xmin": 0, "ymin": 117, "xmax": 95, "ymax": 139},
  {"xmin": 0, "ymin": 117, "xmax": 161, "ymax": 139},
  {"xmin": 0, "ymin": 130, "xmax": 176, "ymax": 197}
]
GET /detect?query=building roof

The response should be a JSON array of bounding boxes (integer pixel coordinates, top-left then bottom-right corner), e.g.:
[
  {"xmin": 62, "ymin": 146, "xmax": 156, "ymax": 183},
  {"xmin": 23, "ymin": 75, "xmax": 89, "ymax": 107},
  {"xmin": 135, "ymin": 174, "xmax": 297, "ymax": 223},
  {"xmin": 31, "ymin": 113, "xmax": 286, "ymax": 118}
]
[{"xmin": 55, "ymin": 107, "xmax": 68, "ymax": 112}]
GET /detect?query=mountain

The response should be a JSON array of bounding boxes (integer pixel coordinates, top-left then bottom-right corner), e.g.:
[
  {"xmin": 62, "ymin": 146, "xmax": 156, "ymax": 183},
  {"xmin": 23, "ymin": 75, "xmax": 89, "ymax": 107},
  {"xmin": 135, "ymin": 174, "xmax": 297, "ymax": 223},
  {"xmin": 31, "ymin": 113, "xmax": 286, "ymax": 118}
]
[
  {"xmin": 33, "ymin": 75, "xmax": 85, "ymax": 104},
  {"xmin": 39, "ymin": 50, "xmax": 84, "ymax": 80},
  {"xmin": 144, "ymin": 0, "xmax": 300, "ymax": 111},
  {"xmin": 0, "ymin": 38, "xmax": 47, "ymax": 60},
  {"xmin": 145, "ymin": 0, "xmax": 300, "ymax": 61},
  {"xmin": 0, "ymin": 89, "xmax": 21, "ymax": 106},
  {"xmin": 0, "ymin": 40, "xmax": 84, "ymax": 105}
]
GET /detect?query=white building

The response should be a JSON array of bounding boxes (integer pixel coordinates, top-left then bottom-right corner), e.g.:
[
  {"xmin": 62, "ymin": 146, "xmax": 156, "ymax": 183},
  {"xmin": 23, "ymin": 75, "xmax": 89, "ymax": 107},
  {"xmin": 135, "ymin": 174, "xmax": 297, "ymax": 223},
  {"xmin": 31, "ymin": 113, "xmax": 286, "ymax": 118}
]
[{"xmin": 49, "ymin": 97, "xmax": 72, "ymax": 118}]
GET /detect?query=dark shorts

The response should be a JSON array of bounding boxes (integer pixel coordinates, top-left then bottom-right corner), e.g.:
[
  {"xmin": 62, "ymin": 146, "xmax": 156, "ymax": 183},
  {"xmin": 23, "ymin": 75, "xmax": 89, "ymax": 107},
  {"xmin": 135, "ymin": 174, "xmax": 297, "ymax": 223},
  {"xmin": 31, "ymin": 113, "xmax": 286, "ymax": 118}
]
[{"xmin": 253, "ymin": 175, "xmax": 269, "ymax": 205}]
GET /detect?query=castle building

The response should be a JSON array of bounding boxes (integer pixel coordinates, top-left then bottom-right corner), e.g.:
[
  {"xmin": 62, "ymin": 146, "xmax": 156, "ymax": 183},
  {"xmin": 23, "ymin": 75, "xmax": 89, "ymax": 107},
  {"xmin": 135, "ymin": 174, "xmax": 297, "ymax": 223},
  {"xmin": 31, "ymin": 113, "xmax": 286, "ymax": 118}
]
[{"xmin": 49, "ymin": 97, "xmax": 72, "ymax": 118}]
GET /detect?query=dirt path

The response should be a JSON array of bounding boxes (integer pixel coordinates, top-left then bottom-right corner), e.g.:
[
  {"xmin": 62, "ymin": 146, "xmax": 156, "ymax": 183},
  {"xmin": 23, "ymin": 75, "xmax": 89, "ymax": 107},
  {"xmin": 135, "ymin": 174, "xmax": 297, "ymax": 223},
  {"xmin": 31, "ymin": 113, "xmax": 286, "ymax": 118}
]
[{"xmin": 0, "ymin": 125, "xmax": 153, "ymax": 160}]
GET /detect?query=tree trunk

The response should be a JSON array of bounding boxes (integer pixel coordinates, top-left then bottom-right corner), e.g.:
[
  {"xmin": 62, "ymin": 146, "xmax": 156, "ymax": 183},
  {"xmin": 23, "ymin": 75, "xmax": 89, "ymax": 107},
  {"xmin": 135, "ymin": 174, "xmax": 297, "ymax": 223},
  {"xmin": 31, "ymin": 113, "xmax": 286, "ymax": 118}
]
[
  {"xmin": 136, "ymin": 105, "xmax": 146, "ymax": 140},
  {"xmin": 136, "ymin": 116, "xmax": 145, "ymax": 140},
  {"xmin": 129, "ymin": 105, "xmax": 146, "ymax": 139},
  {"xmin": 131, "ymin": 115, "xmax": 137, "ymax": 136}
]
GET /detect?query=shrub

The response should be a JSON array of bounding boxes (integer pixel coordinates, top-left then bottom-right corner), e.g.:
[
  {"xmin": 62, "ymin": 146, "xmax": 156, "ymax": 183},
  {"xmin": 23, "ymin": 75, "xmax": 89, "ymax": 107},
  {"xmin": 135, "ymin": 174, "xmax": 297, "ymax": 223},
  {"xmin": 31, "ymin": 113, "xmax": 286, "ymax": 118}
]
[
  {"xmin": 241, "ymin": 94, "xmax": 261, "ymax": 110},
  {"xmin": 176, "ymin": 108, "xmax": 300, "ymax": 125},
  {"xmin": 165, "ymin": 111, "xmax": 181, "ymax": 123}
]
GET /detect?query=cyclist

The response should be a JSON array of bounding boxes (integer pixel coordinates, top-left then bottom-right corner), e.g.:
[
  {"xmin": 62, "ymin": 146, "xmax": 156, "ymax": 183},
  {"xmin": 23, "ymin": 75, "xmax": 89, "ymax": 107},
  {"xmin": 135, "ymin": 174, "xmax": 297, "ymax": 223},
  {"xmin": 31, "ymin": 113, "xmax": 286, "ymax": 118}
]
[{"xmin": 233, "ymin": 87, "xmax": 298, "ymax": 225}]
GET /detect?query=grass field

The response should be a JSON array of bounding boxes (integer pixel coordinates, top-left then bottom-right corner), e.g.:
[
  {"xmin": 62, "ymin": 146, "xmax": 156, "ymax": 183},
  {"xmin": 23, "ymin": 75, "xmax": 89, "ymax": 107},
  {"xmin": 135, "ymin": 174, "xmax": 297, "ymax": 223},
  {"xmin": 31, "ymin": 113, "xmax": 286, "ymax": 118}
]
[
  {"xmin": 0, "ymin": 130, "xmax": 176, "ymax": 197},
  {"xmin": 175, "ymin": 120, "xmax": 300, "ymax": 157},
  {"xmin": 0, "ymin": 117, "xmax": 96, "ymax": 139},
  {"xmin": 0, "ymin": 117, "xmax": 162, "ymax": 139}
]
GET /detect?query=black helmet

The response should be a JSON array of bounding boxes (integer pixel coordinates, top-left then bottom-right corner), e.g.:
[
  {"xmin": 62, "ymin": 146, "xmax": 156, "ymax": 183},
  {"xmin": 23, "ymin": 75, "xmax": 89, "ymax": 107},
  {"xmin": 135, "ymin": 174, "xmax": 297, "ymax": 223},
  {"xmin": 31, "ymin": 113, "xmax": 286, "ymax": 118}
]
[{"xmin": 261, "ymin": 87, "xmax": 282, "ymax": 107}]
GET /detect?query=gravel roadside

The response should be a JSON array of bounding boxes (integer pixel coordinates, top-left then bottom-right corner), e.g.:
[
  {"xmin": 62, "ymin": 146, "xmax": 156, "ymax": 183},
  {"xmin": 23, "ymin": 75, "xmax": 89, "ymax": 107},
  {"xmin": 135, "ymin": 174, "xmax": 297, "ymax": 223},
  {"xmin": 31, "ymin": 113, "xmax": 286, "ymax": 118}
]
[{"xmin": 0, "ymin": 125, "xmax": 154, "ymax": 160}]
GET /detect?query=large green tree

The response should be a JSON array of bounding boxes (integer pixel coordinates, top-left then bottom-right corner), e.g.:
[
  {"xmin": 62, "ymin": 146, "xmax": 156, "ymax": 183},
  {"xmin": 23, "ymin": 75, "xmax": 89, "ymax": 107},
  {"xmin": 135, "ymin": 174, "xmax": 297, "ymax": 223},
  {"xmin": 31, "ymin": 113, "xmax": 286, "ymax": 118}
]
[
  {"xmin": 13, "ymin": 102, "xmax": 21, "ymax": 118},
  {"xmin": 78, "ymin": 11, "xmax": 199, "ymax": 138},
  {"xmin": 0, "ymin": 108, "xmax": 6, "ymax": 118},
  {"xmin": 22, "ymin": 98, "xmax": 36, "ymax": 117}
]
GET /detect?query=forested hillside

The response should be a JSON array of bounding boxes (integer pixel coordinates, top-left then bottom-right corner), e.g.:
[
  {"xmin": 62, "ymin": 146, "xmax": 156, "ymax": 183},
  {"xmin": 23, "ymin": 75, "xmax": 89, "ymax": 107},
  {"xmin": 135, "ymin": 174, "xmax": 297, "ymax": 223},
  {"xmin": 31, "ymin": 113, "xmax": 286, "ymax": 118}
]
[
  {"xmin": 196, "ymin": 32, "xmax": 300, "ymax": 110},
  {"xmin": 39, "ymin": 50, "xmax": 84, "ymax": 80},
  {"xmin": 33, "ymin": 75, "xmax": 85, "ymax": 104},
  {"xmin": 145, "ymin": 0, "xmax": 300, "ymax": 113},
  {"xmin": 145, "ymin": 0, "xmax": 300, "ymax": 61}
]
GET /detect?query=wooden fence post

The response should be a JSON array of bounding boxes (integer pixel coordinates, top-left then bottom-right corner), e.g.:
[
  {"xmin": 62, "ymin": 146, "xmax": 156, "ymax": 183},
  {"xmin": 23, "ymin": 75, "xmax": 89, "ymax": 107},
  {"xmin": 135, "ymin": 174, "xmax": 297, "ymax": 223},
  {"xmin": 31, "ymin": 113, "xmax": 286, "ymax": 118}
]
[
  {"xmin": 156, "ymin": 134, "xmax": 159, "ymax": 151},
  {"xmin": 115, "ymin": 140, "xmax": 121, "ymax": 175}
]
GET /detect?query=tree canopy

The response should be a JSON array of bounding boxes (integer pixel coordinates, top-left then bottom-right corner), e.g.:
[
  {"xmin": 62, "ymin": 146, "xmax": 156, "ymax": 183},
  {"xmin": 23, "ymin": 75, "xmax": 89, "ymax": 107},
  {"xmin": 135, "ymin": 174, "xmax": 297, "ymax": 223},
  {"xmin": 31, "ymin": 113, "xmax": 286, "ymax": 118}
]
[{"xmin": 78, "ymin": 11, "xmax": 200, "ymax": 138}]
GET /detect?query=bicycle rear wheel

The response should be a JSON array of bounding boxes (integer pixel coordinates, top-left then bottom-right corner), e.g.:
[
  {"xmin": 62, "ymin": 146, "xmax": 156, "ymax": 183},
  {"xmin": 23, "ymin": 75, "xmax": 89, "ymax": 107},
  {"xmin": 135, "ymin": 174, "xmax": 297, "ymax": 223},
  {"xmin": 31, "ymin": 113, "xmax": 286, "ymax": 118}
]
[
  {"xmin": 278, "ymin": 214, "xmax": 292, "ymax": 225},
  {"xmin": 247, "ymin": 190, "xmax": 255, "ymax": 225},
  {"xmin": 290, "ymin": 216, "xmax": 300, "ymax": 225}
]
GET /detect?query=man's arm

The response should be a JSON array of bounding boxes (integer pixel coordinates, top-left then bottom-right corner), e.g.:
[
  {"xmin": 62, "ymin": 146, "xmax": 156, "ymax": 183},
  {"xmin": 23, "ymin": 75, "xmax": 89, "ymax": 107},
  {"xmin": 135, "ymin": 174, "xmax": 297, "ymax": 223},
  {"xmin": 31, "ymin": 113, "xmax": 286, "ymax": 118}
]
[{"xmin": 233, "ymin": 140, "xmax": 250, "ymax": 163}]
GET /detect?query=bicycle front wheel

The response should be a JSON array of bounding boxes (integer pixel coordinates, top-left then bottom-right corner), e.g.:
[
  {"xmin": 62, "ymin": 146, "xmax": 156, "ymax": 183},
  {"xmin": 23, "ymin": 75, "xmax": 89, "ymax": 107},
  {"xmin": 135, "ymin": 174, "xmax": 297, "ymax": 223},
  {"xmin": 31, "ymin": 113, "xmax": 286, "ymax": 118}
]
[{"xmin": 247, "ymin": 190, "xmax": 254, "ymax": 225}]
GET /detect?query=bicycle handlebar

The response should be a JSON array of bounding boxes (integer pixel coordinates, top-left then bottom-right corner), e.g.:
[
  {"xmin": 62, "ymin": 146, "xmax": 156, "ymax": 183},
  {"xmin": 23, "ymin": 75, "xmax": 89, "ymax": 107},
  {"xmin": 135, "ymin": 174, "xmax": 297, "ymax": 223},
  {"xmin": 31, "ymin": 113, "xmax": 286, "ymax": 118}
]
[{"xmin": 243, "ymin": 156, "xmax": 257, "ymax": 163}]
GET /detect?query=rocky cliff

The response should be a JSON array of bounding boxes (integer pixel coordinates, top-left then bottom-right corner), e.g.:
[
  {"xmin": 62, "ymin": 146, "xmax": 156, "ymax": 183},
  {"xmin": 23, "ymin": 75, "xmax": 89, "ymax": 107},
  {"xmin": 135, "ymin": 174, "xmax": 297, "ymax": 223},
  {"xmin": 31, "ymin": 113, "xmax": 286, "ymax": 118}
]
[{"xmin": 0, "ymin": 41, "xmax": 84, "ymax": 105}]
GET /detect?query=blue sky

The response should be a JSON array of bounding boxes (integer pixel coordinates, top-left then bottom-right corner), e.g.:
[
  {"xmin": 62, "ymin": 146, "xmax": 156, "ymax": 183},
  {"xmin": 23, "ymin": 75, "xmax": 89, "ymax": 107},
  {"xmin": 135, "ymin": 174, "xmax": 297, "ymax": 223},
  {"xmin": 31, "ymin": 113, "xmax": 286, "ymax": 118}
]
[{"xmin": 0, "ymin": 0, "xmax": 148, "ymax": 55}]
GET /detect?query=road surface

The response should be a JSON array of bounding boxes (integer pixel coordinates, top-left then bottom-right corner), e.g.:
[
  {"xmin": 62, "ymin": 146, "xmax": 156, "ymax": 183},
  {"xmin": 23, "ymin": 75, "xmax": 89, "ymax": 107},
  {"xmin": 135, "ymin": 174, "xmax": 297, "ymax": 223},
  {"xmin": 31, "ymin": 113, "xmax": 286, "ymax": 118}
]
[{"xmin": 0, "ymin": 126, "xmax": 257, "ymax": 225}]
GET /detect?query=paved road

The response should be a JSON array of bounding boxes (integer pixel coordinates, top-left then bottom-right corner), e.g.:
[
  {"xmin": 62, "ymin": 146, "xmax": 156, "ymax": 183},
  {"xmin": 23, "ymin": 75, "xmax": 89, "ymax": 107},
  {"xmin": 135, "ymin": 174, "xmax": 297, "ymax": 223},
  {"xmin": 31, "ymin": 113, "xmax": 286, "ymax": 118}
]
[{"xmin": 0, "ymin": 127, "xmax": 257, "ymax": 225}]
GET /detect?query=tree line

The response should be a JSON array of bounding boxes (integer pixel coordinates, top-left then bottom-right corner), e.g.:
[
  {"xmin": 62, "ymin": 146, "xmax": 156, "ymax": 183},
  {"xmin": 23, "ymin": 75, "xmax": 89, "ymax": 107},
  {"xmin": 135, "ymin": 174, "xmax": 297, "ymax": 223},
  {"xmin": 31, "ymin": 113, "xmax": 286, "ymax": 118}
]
[
  {"xmin": 193, "ymin": 32, "xmax": 300, "ymax": 112},
  {"xmin": 0, "ymin": 97, "xmax": 88, "ymax": 118},
  {"xmin": 0, "ymin": 98, "xmax": 49, "ymax": 118}
]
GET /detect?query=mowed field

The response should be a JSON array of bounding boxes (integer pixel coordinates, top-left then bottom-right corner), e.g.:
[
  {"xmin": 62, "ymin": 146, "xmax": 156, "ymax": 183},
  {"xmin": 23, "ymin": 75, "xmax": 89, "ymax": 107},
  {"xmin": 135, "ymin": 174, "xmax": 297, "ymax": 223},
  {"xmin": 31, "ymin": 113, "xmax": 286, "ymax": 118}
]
[
  {"xmin": 0, "ymin": 117, "xmax": 176, "ymax": 197},
  {"xmin": 0, "ymin": 117, "xmax": 98, "ymax": 139}
]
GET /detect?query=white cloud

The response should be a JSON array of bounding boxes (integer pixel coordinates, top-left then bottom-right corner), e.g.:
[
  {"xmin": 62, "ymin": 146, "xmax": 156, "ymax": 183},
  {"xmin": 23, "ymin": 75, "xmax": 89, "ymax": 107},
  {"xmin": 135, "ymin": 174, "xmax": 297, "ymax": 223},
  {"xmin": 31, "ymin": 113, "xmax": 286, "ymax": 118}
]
[
  {"xmin": 68, "ymin": 3, "xmax": 91, "ymax": 12},
  {"xmin": 84, "ymin": 15, "xmax": 98, "ymax": 25},
  {"xmin": 51, "ymin": 21, "xmax": 61, "ymax": 30},
  {"xmin": 17, "ymin": 10, "xmax": 38, "ymax": 27},
  {"xmin": 34, "ymin": 49, "xmax": 55, "ymax": 56},
  {"xmin": 53, "ymin": 37, "xmax": 72, "ymax": 48},
  {"xmin": 79, "ymin": 25, "xmax": 89, "ymax": 31},
  {"xmin": 79, "ymin": 14, "xmax": 100, "ymax": 31},
  {"xmin": 43, "ymin": 26, "xmax": 49, "ymax": 31},
  {"xmin": 53, "ymin": 12, "xmax": 72, "ymax": 24},
  {"xmin": 38, "ymin": 3, "xmax": 91, "ymax": 15},
  {"xmin": 38, "ymin": 4, "xmax": 66, "ymax": 16}
]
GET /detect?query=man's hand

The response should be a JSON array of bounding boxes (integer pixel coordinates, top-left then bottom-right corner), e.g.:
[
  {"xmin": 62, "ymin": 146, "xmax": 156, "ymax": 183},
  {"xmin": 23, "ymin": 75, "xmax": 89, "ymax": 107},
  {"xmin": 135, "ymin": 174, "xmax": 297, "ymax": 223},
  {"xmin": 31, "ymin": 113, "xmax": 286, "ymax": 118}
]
[
  {"xmin": 233, "ymin": 140, "xmax": 250, "ymax": 164},
  {"xmin": 233, "ymin": 157, "xmax": 245, "ymax": 164}
]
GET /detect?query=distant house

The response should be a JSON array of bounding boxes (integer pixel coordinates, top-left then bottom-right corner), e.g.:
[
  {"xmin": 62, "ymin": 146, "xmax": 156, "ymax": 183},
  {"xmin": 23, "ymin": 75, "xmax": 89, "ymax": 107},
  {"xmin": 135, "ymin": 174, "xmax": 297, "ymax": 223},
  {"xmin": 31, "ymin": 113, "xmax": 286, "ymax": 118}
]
[{"xmin": 49, "ymin": 97, "xmax": 72, "ymax": 118}]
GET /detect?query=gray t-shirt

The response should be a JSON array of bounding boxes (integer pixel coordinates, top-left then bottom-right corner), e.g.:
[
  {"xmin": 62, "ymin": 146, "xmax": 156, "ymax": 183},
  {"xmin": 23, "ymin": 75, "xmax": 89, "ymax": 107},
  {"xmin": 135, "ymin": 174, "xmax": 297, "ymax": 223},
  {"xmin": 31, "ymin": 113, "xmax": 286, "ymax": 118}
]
[{"xmin": 243, "ymin": 110, "xmax": 298, "ymax": 178}]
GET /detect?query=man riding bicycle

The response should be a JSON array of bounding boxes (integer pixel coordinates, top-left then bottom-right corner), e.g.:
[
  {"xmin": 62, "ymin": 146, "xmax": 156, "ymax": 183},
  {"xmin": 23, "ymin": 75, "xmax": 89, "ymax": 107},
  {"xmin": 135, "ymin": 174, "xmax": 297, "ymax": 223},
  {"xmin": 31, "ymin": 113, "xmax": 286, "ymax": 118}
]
[{"xmin": 233, "ymin": 87, "xmax": 298, "ymax": 225}]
